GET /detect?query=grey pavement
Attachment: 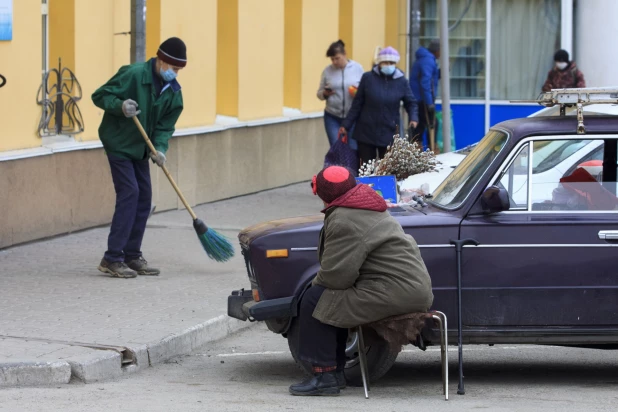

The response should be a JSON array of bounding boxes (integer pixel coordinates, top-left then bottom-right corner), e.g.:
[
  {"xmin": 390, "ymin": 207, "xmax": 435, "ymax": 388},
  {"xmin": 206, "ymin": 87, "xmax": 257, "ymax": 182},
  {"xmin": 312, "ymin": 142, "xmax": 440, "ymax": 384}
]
[
  {"xmin": 0, "ymin": 183, "xmax": 322, "ymax": 386},
  {"xmin": 1, "ymin": 325, "xmax": 617, "ymax": 411}
]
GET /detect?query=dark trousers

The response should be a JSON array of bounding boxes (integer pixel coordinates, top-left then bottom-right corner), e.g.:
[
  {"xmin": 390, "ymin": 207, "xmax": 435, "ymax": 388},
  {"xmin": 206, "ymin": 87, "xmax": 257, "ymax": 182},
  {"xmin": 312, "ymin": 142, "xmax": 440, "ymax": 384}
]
[
  {"xmin": 412, "ymin": 102, "xmax": 435, "ymax": 147},
  {"xmin": 104, "ymin": 154, "xmax": 152, "ymax": 263},
  {"xmin": 298, "ymin": 285, "xmax": 348, "ymax": 369},
  {"xmin": 357, "ymin": 142, "xmax": 388, "ymax": 167}
]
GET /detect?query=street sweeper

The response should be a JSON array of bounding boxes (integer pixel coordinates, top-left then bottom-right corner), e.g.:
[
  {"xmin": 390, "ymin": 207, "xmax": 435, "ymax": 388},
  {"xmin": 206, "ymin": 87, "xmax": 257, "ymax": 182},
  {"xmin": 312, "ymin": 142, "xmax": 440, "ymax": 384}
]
[{"xmin": 92, "ymin": 37, "xmax": 187, "ymax": 278}]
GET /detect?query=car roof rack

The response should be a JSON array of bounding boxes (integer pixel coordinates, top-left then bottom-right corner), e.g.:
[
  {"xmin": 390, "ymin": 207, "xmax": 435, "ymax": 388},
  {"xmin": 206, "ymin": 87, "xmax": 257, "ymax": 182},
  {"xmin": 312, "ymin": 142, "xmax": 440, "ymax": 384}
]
[{"xmin": 512, "ymin": 87, "xmax": 618, "ymax": 134}]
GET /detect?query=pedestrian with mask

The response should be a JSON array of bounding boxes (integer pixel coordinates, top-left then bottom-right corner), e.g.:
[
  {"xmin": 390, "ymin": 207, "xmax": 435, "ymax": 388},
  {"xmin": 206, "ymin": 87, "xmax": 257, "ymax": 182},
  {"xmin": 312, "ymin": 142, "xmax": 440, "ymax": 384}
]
[
  {"xmin": 92, "ymin": 37, "xmax": 186, "ymax": 278},
  {"xmin": 410, "ymin": 40, "xmax": 440, "ymax": 146},
  {"xmin": 542, "ymin": 49, "xmax": 586, "ymax": 92},
  {"xmin": 317, "ymin": 40, "xmax": 364, "ymax": 150},
  {"xmin": 339, "ymin": 47, "xmax": 418, "ymax": 166}
]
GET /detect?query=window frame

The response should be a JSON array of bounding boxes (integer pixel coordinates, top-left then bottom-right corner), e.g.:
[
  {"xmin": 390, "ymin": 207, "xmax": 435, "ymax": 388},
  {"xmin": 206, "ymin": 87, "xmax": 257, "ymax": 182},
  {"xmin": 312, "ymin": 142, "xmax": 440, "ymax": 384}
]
[{"xmin": 488, "ymin": 134, "xmax": 618, "ymax": 214}]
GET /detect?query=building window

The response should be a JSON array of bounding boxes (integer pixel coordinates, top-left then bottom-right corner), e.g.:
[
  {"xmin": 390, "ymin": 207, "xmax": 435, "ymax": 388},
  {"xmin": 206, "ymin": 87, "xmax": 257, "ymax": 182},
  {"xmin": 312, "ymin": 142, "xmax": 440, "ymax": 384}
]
[
  {"xmin": 490, "ymin": 0, "xmax": 561, "ymax": 100},
  {"xmin": 420, "ymin": 0, "xmax": 487, "ymax": 100}
]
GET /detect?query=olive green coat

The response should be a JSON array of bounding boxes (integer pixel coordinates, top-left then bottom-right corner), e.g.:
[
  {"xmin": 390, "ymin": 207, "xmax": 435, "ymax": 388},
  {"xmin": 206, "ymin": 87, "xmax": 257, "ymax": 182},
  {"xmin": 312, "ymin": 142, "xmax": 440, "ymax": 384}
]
[
  {"xmin": 312, "ymin": 207, "xmax": 434, "ymax": 328},
  {"xmin": 91, "ymin": 60, "xmax": 183, "ymax": 160}
]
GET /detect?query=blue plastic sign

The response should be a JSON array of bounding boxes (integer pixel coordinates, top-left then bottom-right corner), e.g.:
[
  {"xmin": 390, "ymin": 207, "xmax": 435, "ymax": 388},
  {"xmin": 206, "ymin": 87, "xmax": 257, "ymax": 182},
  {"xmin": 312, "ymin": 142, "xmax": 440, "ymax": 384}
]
[
  {"xmin": 0, "ymin": 0, "xmax": 12, "ymax": 41},
  {"xmin": 356, "ymin": 175, "xmax": 398, "ymax": 203}
]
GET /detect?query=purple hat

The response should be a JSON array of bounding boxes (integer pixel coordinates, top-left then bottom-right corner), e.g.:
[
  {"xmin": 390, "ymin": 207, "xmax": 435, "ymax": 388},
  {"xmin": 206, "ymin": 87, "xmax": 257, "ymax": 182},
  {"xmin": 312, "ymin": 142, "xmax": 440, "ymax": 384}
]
[{"xmin": 377, "ymin": 46, "xmax": 400, "ymax": 64}]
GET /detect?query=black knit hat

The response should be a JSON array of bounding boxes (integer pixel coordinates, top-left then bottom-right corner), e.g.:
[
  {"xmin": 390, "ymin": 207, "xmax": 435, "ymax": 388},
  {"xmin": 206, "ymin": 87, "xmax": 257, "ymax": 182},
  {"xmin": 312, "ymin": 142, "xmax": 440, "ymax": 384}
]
[
  {"xmin": 554, "ymin": 49, "xmax": 569, "ymax": 63},
  {"xmin": 157, "ymin": 37, "xmax": 187, "ymax": 67},
  {"xmin": 311, "ymin": 166, "xmax": 357, "ymax": 204}
]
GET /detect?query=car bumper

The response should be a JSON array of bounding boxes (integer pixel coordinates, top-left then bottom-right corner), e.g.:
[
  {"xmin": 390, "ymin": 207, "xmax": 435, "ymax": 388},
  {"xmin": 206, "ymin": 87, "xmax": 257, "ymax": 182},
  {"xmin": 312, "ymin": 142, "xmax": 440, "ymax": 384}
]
[{"xmin": 227, "ymin": 289, "xmax": 298, "ymax": 322}]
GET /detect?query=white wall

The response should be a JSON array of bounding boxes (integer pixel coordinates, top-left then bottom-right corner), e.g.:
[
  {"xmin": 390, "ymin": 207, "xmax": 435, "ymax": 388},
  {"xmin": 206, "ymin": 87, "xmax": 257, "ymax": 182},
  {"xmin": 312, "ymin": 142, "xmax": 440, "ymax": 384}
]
[{"xmin": 575, "ymin": 0, "xmax": 618, "ymax": 87}]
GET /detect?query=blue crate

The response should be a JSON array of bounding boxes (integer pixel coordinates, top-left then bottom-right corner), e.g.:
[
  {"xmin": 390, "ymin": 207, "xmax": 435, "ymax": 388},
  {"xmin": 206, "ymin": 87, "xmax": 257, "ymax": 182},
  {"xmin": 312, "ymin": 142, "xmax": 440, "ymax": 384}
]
[{"xmin": 356, "ymin": 175, "xmax": 398, "ymax": 203}]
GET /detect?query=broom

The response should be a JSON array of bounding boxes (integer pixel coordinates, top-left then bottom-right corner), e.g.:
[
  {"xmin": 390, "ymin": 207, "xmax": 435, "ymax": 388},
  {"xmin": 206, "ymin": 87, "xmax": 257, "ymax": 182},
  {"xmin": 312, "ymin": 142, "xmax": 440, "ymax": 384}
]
[{"xmin": 132, "ymin": 116, "xmax": 235, "ymax": 262}]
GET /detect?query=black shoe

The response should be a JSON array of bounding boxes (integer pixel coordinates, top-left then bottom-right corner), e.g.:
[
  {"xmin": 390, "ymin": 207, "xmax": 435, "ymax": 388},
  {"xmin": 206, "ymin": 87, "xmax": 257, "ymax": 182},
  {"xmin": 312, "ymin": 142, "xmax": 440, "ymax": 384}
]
[
  {"xmin": 289, "ymin": 372, "xmax": 340, "ymax": 396},
  {"xmin": 336, "ymin": 371, "xmax": 347, "ymax": 389}
]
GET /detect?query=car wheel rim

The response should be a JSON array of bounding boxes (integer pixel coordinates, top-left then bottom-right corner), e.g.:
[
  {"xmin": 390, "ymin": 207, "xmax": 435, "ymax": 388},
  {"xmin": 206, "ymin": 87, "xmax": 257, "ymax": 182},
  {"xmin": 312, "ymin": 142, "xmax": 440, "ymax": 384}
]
[{"xmin": 344, "ymin": 330, "xmax": 368, "ymax": 368}]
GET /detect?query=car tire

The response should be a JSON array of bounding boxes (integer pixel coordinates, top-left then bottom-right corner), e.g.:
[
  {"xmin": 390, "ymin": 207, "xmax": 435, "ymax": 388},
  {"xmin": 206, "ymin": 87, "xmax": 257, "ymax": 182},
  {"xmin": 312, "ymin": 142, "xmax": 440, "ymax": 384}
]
[{"xmin": 286, "ymin": 318, "xmax": 399, "ymax": 387}]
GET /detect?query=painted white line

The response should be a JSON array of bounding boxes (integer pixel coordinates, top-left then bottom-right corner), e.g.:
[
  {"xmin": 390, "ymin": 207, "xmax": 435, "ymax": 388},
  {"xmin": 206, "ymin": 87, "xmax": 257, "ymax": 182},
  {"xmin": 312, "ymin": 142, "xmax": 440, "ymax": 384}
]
[
  {"xmin": 403, "ymin": 345, "xmax": 555, "ymax": 353},
  {"xmin": 194, "ymin": 351, "xmax": 287, "ymax": 358},
  {"xmin": 205, "ymin": 345, "xmax": 555, "ymax": 358}
]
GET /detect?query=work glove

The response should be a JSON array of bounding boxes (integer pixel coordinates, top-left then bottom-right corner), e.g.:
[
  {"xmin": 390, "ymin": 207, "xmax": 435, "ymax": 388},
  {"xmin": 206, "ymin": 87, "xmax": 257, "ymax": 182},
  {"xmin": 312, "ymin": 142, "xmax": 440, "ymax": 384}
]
[
  {"xmin": 150, "ymin": 151, "xmax": 166, "ymax": 167},
  {"xmin": 122, "ymin": 99, "xmax": 141, "ymax": 118}
]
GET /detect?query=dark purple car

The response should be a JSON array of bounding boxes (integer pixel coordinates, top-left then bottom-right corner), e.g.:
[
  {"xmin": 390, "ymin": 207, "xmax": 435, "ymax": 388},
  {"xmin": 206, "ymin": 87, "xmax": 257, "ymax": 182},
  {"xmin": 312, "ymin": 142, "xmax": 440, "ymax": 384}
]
[{"xmin": 228, "ymin": 94, "xmax": 618, "ymax": 384}]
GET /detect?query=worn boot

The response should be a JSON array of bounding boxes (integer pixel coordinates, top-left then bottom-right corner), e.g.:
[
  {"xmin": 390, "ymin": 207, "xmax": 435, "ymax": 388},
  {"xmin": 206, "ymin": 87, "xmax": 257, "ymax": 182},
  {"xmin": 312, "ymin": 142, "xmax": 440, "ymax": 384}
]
[
  {"xmin": 125, "ymin": 256, "xmax": 160, "ymax": 276},
  {"xmin": 98, "ymin": 259, "xmax": 137, "ymax": 278},
  {"xmin": 289, "ymin": 372, "xmax": 340, "ymax": 396}
]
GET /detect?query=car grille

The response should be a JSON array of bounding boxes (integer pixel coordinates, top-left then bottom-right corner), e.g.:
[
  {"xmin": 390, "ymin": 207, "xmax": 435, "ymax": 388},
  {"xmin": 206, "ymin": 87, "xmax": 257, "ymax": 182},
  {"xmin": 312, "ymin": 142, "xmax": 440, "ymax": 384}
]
[{"xmin": 240, "ymin": 243, "xmax": 256, "ymax": 282}]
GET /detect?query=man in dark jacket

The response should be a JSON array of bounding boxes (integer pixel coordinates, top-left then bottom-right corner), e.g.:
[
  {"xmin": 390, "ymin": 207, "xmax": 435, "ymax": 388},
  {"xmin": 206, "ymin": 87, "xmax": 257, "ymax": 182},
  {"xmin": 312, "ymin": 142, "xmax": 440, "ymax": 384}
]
[
  {"xmin": 339, "ymin": 47, "xmax": 418, "ymax": 166},
  {"xmin": 92, "ymin": 37, "xmax": 186, "ymax": 278},
  {"xmin": 410, "ymin": 40, "xmax": 440, "ymax": 146},
  {"xmin": 542, "ymin": 49, "xmax": 586, "ymax": 92},
  {"xmin": 289, "ymin": 166, "xmax": 433, "ymax": 396}
]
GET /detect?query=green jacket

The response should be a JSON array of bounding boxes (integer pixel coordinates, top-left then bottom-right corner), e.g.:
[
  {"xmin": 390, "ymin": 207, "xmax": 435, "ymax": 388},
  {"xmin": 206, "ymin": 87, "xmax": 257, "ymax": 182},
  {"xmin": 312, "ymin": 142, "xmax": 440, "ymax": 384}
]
[
  {"xmin": 312, "ymin": 207, "xmax": 434, "ymax": 328},
  {"xmin": 92, "ymin": 60, "xmax": 183, "ymax": 160}
]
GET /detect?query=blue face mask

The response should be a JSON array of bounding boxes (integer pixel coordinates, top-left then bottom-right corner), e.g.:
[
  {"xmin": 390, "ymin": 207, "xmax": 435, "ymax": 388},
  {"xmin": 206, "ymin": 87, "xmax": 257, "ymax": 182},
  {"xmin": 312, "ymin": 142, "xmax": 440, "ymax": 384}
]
[
  {"xmin": 380, "ymin": 65, "xmax": 396, "ymax": 76},
  {"xmin": 159, "ymin": 67, "xmax": 177, "ymax": 82}
]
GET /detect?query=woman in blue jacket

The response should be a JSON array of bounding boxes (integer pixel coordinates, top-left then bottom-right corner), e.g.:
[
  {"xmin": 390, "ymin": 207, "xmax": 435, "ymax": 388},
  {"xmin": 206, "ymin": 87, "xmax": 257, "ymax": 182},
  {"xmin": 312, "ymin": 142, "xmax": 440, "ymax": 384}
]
[{"xmin": 339, "ymin": 47, "xmax": 418, "ymax": 166}]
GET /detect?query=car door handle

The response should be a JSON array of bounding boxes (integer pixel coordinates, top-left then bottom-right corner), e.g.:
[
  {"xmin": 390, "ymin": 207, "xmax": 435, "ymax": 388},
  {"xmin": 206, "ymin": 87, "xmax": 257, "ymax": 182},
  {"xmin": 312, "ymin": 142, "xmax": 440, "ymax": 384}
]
[{"xmin": 598, "ymin": 230, "xmax": 618, "ymax": 241}]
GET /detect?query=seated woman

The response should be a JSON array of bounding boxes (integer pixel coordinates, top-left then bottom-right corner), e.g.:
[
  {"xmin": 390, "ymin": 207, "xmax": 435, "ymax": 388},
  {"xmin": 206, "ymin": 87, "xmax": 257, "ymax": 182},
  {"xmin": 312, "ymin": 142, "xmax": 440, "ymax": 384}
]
[{"xmin": 289, "ymin": 166, "xmax": 434, "ymax": 396}]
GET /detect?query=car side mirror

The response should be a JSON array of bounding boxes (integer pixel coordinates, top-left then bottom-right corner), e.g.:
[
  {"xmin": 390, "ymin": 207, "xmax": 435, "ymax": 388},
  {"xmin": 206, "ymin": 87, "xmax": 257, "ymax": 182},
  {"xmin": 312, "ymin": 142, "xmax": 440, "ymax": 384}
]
[{"xmin": 481, "ymin": 186, "xmax": 510, "ymax": 214}]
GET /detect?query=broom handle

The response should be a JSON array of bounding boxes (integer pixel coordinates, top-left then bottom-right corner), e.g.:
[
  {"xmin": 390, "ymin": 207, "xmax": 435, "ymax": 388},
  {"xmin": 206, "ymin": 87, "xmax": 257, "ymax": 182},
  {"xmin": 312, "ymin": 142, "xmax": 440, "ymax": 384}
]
[{"xmin": 132, "ymin": 116, "xmax": 198, "ymax": 221}]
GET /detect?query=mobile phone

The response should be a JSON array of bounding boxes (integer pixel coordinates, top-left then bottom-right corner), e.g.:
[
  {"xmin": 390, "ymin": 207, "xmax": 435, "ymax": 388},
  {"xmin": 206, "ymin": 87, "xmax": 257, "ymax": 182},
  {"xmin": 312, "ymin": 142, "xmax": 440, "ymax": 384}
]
[{"xmin": 324, "ymin": 86, "xmax": 332, "ymax": 92}]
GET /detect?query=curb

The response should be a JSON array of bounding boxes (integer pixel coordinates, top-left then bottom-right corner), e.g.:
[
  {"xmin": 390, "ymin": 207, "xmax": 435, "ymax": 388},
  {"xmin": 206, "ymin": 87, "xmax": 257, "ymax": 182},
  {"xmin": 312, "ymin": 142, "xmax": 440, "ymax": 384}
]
[
  {"xmin": 0, "ymin": 361, "xmax": 72, "ymax": 387},
  {"xmin": 0, "ymin": 316, "xmax": 256, "ymax": 387}
]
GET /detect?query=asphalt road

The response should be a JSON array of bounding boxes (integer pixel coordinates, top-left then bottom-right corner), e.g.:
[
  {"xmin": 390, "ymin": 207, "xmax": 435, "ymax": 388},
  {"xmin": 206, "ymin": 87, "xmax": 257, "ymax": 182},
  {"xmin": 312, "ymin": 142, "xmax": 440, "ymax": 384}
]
[{"xmin": 1, "ymin": 324, "xmax": 617, "ymax": 412}]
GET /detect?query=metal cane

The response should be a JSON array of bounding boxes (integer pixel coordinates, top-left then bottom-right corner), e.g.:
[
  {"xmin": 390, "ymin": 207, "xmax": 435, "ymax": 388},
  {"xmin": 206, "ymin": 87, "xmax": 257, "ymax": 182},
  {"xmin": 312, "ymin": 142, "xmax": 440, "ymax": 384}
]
[{"xmin": 450, "ymin": 238, "xmax": 479, "ymax": 395}]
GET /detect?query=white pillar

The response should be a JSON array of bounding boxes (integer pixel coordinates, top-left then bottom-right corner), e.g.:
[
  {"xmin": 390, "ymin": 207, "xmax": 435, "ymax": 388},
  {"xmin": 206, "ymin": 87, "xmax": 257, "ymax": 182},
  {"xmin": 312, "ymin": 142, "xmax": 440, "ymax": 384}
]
[
  {"xmin": 560, "ymin": 0, "xmax": 573, "ymax": 56},
  {"xmin": 575, "ymin": 0, "xmax": 618, "ymax": 87}
]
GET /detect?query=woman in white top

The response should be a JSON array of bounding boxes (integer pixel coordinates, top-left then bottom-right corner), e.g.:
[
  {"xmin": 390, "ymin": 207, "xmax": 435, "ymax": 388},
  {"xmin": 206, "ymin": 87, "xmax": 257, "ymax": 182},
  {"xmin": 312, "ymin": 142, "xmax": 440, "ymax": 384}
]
[{"xmin": 317, "ymin": 40, "xmax": 364, "ymax": 150}]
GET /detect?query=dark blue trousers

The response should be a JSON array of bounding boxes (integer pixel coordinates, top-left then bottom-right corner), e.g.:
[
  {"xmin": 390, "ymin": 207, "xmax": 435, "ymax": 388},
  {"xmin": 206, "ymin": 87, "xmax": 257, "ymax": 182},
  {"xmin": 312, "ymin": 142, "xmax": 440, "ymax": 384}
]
[
  {"xmin": 298, "ymin": 285, "xmax": 348, "ymax": 368},
  {"xmin": 104, "ymin": 154, "xmax": 152, "ymax": 263}
]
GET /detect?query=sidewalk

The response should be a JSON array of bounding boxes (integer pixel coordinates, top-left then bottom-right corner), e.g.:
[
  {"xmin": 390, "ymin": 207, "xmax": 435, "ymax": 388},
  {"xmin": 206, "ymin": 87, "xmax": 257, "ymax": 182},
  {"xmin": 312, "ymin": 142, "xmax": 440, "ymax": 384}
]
[{"xmin": 0, "ymin": 183, "xmax": 321, "ymax": 387}]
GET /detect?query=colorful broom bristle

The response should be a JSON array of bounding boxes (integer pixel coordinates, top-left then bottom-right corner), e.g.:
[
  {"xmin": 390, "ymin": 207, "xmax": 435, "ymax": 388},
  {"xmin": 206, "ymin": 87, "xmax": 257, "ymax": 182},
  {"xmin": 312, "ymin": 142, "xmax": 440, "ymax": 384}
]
[
  {"xmin": 193, "ymin": 218, "xmax": 235, "ymax": 262},
  {"xmin": 197, "ymin": 228, "xmax": 235, "ymax": 262}
]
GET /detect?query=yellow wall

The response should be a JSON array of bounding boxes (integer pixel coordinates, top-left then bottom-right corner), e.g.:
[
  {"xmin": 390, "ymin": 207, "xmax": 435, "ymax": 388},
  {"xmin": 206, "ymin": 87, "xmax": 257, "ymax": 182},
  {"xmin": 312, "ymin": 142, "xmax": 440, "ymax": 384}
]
[
  {"xmin": 385, "ymin": 0, "xmax": 407, "ymax": 73},
  {"xmin": 237, "ymin": 0, "xmax": 284, "ymax": 120},
  {"xmin": 159, "ymin": 0, "xmax": 218, "ymax": 127},
  {"xmin": 300, "ymin": 0, "xmax": 339, "ymax": 112},
  {"xmin": 216, "ymin": 0, "xmax": 238, "ymax": 117},
  {"xmin": 49, "ymin": 0, "xmax": 75, "ymax": 72},
  {"xmin": 0, "ymin": 0, "xmax": 399, "ymax": 154},
  {"xmin": 283, "ymin": 0, "xmax": 302, "ymax": 109},
  {"xmin": 339, "ymin": 0, "xmax": 354, "ymax": 60},
  {"xmin": 352, "ymin": 0, "xmax": 386, "ymax": 71},
  {"xmin": 113, "ymin": 0, "xmax": 131, "ymax": 69},
  {"xmin": 338, "ymin": 0, "xmax": 387, "ymax": 71},
  {"xmin": 0, "ymin": 0, "xmax": 42, "ymax": 151},
  {"xmin": 146, "ymin": 0, "xmax": 161, "ymax": 58},
  {"xmin": 74, "ymin": 1, "xmax": 117, "ymax": 141}
]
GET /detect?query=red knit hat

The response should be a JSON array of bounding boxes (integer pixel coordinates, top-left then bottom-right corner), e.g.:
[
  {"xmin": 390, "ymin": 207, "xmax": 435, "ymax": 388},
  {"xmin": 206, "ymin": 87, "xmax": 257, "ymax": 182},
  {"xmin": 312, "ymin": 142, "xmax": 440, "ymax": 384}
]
[{"xmin": 311, "ymin": 166, "xmax": 357, "ymax": 204}]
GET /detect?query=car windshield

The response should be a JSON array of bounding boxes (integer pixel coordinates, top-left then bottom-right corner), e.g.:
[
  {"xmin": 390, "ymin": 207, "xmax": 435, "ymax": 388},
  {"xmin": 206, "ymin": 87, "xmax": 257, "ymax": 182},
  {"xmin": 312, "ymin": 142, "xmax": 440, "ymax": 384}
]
[{"xmin": 431, "ymin": 130, "xmax": 508, "ymax": 209}]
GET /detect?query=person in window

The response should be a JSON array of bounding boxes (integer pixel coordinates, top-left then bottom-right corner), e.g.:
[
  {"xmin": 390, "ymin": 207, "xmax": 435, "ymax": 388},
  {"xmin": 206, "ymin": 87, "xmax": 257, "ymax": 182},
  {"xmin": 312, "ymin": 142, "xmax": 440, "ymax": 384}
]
[
  {"xmin": 289, "ymin": 166, "xmax": 433, "ymax": 396},
  {"xmin": 339, "ymin": 47, "xmax": 418, "ymax": 167},
  {"xmin": 542, "ymin": 49, "xmax": 586, "ymax": 92},
  {"xmin": 317, "ymin": 40, "xmax": 364, "ymax": 151},
  {"xmin": 410, "ymin": 40, "xmax": 440, "ymax": 146},
  {"xmin": 92, "ymin": 37, "xmax": 186, "ymax": 278}
]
